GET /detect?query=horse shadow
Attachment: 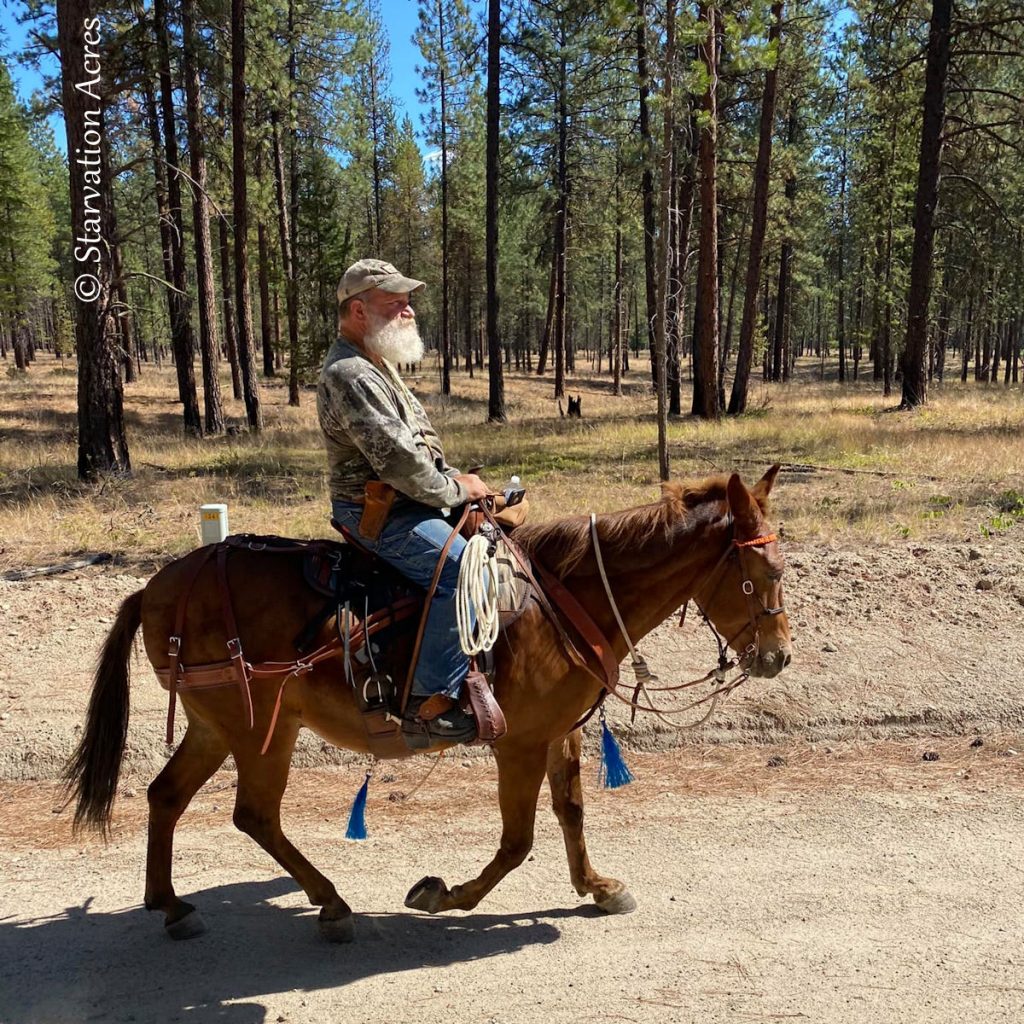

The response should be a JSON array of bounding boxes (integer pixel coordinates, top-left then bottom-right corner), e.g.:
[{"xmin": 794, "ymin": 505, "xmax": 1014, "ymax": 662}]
[{"xmin": 0, "ymin": 877, "xmax": 582, "ymax": 1024}]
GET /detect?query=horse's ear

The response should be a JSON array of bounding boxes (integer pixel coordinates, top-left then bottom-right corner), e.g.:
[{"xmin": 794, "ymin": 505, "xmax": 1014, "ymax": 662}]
[
  {"xmin": 750, "ymin": 464, "xmax": 781, "ymax": 507},
  {"xmin": 726, "ymin": 473, "xmax": 761, "ymax": 534}
]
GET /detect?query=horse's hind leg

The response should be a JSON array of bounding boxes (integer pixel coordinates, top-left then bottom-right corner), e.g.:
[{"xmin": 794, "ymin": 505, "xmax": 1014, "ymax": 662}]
[
  {"xmin": 232, "ymin": 723, "xmax": 354, "ymax": 942},
  {"xmin": 405, "ymin": 741, "xmax": 548, "ymax": 914},
  {"xmin": 145, "ymin": 722, "xmax": 229, "ymax": 938},
  {"xmin": 547, "ymin": 730, "xmax": 636, "ymax": 914}
]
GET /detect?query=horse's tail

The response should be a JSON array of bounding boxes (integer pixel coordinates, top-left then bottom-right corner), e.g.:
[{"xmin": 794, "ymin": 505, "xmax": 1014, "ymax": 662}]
[{"xmin": 63, "ymin": 588, "xmax": 145, "ymax": 834}]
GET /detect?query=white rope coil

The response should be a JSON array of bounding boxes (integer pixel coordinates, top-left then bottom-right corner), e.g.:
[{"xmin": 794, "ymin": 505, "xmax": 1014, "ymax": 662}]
[{"xmin": 457, "ymin": 533, "xmax": 500, "ymax": 655}]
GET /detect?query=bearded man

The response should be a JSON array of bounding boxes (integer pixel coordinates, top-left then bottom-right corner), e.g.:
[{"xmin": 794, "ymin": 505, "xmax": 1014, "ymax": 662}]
[{"xmin": 318, "ymin": 259, "xmax": 488, "ymax": 748}]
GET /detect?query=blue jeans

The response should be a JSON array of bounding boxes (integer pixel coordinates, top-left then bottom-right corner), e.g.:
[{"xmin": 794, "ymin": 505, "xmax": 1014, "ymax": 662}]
[{"xmin": 332, "ymin": 499, "xmax": 469, "ymax": 698}]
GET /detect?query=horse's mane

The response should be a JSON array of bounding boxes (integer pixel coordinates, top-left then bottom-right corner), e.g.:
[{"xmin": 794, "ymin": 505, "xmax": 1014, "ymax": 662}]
[{"xmin": 515, "ymin": 475, "xmax": 741, "ymax": 577}]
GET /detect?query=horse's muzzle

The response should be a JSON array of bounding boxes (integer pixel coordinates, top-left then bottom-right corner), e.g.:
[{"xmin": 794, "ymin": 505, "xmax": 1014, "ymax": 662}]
[{"xmin": 750, "ymin": 644, "xmax": 792, "ymax": 678}]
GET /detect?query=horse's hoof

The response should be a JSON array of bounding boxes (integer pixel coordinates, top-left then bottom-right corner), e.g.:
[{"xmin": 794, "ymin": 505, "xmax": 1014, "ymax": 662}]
[
  {"xmin": 404, "ymin": 876, "xmax": 448, "ymax": 914},
  {"xmin": 318, "ymin": 909, "xmax": 355, "ymax": 943},
  {"xmin": 595, "ymin": 888, "xmax": 637, "ymax": 915},
  {"xmin": 165, "ymin": 910, "xmax": 207, "ymax": 940}
]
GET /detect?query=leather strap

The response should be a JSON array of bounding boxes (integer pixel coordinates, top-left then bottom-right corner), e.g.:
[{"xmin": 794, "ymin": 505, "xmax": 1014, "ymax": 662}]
[
  {"xmin": 216, "ymin": 543, "xmax": 255, "ymax": 731},
  {"xmin": 531, "ymin": 561, "xmax": 621, "ymax": 690},
  {"xmin": 165, "ymin": 546, "xmax": 217, "ymax": 743},
  {"xmin": 399, "ymin": 504, "xmax": 473, "ymax": 716}
]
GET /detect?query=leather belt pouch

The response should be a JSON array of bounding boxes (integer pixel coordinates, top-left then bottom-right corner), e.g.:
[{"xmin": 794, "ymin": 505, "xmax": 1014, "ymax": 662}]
[{"xmin": 359, "ymin": 480, "xmax": 396, "ymax": 541}]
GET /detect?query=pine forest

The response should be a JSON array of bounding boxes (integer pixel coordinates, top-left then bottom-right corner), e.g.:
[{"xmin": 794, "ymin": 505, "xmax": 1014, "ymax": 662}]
[{"xmin": 2, "ymin": 0, "xmax": 1024, "ymax": 479}]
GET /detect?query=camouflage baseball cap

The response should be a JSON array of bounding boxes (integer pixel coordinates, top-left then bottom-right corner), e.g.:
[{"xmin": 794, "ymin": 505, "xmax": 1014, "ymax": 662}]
[{"xmin": 336, "ymin": 259, "xmax": 426, "ymax": 304}]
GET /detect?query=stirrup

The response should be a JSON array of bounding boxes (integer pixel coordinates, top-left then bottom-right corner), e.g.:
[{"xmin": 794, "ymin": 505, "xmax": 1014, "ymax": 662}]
[{"xmin": 401, "ymin": 694, "xmax": 477, "ymax": 750}]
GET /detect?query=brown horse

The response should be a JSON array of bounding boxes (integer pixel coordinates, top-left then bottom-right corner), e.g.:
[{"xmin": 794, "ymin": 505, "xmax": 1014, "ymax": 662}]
[{"xmin": 65, "ymin": 467, "xmax": 791, "ymax": 942}]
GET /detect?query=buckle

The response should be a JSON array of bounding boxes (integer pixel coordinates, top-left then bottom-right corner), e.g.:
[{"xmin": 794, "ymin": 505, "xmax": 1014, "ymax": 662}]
[
  {"xmin": 226, "ymin": 637, "xmax": 243, "ymax": 658},
  {"xmin": 168, "ymin": 635, "xmax": 181, "ymax": 658}
]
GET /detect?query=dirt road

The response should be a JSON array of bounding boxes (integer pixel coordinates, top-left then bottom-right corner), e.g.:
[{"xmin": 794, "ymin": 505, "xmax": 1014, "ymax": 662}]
[
  {"xmin": 2, "ymin": 540, "xmax": 1023, "ymax": 1024},
  {"xmin": 2, "ymin": 744, "xmax": 1022, "ymax": 1024}
]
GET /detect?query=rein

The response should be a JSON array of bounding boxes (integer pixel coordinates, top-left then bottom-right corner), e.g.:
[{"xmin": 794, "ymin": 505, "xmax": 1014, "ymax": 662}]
[{"xmin": 588, "ymin": 513, "xmax": 783, "ymax": 730}]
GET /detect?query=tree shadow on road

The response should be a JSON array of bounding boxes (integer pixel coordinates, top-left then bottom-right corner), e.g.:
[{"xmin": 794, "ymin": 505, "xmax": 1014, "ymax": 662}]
[{"xmin": 0, "ymin": 876, "xmax": 579, "ymax": 1024}]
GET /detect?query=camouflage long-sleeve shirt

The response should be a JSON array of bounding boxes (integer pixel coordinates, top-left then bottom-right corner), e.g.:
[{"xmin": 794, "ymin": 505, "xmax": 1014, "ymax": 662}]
[{"xmin": 317, "ymin": 336, "xmax": 467, "ymax": 509}]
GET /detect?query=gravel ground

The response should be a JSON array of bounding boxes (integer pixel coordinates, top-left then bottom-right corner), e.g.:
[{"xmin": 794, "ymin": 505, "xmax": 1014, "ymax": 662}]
[
  {"xmin": 1, "ymin": 541, "xmax": 1023, "ymax": 1024},
  {"xmin": 1, "ymin": 743, "xmax": 1022, "ymax": 1024}
]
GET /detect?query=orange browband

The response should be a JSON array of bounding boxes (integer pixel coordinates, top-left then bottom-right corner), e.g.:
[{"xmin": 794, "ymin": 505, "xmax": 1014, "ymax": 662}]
[{"xmin": 734, "ymin": 533, "xmax": 777, "ymax": 548}]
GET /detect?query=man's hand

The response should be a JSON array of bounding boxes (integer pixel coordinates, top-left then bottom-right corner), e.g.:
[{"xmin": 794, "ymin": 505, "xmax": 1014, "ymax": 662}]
[{"xmin": 454, "ymin": 473, "xmax": 489, "ymax": 501}]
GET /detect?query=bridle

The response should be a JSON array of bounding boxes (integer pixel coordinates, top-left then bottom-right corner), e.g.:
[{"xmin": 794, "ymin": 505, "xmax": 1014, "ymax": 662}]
[
  {"xmin": 589, "ymin": 512, "xmax": 786, "ymax": 729},
  {"xmin": 682, "ymin": 515, "xmax": 786, "ymax": 671}
]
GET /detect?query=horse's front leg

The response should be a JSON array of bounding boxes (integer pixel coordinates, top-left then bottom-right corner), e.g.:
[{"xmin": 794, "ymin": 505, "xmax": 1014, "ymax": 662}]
[
  {"xmin": 547, "ymin": 729, "xmax": 636, "ymax": 914},
  {"xmin": 405, "ymin": 741, "xmax": 548, "ymax": 914},
  {"xmin": 232, "ymin": 719, "xmax": 354, "ymax": 942}
]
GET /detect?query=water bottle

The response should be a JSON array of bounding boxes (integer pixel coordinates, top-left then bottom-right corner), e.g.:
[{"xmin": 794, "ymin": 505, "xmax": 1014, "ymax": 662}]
[{"xmin": 503, "ymin": 474, "xmax": 525, "ymax": 508}]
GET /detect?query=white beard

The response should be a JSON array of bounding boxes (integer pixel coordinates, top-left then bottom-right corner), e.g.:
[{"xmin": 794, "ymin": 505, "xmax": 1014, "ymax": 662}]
[{"xmin": 364, "ymin": 313, "xmax": 425, "ymax": 366}]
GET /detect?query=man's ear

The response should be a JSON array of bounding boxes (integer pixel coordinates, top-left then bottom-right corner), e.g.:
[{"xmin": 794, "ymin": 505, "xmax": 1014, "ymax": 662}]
[
  {"xmin": 750, "ymin": 464, "xmax": 781, "ymax": 507},
  {"xmin": 726, "ymin": 473, "xmax": 762, "ymax": 536}
]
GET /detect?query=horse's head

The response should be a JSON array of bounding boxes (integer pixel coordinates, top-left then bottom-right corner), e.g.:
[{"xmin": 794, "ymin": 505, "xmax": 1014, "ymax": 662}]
[{"xmin": 695, "ymin": 465, "xmax": 792, "ymax": 679}]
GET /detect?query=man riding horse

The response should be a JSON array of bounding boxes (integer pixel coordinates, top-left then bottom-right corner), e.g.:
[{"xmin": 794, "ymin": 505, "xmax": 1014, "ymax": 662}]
[{"xmin": 318, "ymin": 258, "xmax": 487, "ymax": 749}]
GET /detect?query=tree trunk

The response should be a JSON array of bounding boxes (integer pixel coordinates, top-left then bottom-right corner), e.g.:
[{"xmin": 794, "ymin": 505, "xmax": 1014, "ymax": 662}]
[
  {"xmin": 142, "ymin": 77, "xmax": 183, "ymax": 385},
  {"xmin": 536, "ymin": 237, "xmax": 557, "ymax": 375},
  {"xmin": 182, "ymin": 0, "xmax": 224, "ymax": 434},
  {"xmin": 286, "ymin": 0, "xmax": 301, "ymax": 406},
  {"xmin": 270, "ymin": 114, "xmax": 300, "ymax": 407},
  {"xmin": 485, "ymin": 0, "xmax": 506, "ymax": 422},
  {"xmin": 900, "ymin": 0, "xmax": 952, "ymax": 408},
  {"xmin": 231, "ymin": 0, "xmax": 262, "ymax": 429},
  {"xmin": 654, "ymin": 0, "xmax": 675, "ymax": 478},
  {"xmin": 836, "ymin": 61, "xmax": 849, "ymax": 384},
  {"xmin": 154, "ymin": 0, "xmax": 202, "ymax": 435},
  {"xmin": 613, "ymin": 168, "xmax": 623, "ymax": 397},
  {"xmin": 218, "ymin": 211, "xmax": 242, "ymax": 399},
  {"xmin": 729, "ymin": 1, "xmax": 781, "ymax": 415},
  {"xmin": 637, "ymin": 0, "xmax": 658, "ymax": 381},
  {"xmin": 109, "ymin": 220, "xmax": 137, "ymax": 384},
  {"xmin": 438, "ymin": 0, "xmax": 452, "ymax": 396},
  {"xmin": 772, "ymin": 105, "xmax": 797, "ymax": 383},
  {"xmin": 719, "ymin": 213, "xmax": 743, "ymax": 399},
  {"xmin": 692, "ymin": 4, "xmax": 720, "ymax": 419},
  {"xmin": 552, "ymin": 54, "xmax": 569, "ymax": 401},
  {"xmin": 255, "ymin": 136, "xmax": 274, "ymax": 379},
  {"xmin": 56, "ymin": 0, "xmax": 130, "ymax": 477}
]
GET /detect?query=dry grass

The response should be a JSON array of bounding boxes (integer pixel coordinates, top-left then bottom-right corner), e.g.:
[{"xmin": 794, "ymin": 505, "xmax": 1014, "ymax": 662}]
[{"xmin": 2, "ymin": 350, "xmax": 1024, "ymax": 571}]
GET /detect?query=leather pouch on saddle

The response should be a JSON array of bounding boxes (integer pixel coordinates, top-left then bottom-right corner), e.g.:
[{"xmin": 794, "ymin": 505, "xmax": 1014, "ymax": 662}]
[
  {"xmin": 460, "ymin": 494, "xmax": 530, "ymax": 540},
  {"xmin": 359, "ymin": 480, "xmax": 396, "ymax": 542}
]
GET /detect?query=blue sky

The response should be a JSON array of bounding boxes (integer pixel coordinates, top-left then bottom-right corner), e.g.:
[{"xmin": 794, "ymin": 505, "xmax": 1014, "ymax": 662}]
[
  {"xmin": 1, "ymin": 1, "xmax": 849, "ymax": 157},
  {"xmin": 385, "ymin": 0, "xmax": 436, "ymax": 134},
  {"xmin": 0, "ymin": 0, "xmax": 438, "ymax": 153}
]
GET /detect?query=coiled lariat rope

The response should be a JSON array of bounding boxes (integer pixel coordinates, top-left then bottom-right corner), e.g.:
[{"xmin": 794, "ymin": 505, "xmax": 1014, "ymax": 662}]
[{"xmin": 456, "ymin": 529, "xmax": 501, "ymax": 655}]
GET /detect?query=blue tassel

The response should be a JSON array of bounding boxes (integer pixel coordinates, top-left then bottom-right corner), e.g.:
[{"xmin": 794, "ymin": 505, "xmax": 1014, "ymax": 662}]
[
  {"xmin": 345, "ymin": 771, "xmax": 371, "ymax": 840},
  {"xmin": 599, "ymin": 714, "xmax": 634, "ymax": 789}
]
